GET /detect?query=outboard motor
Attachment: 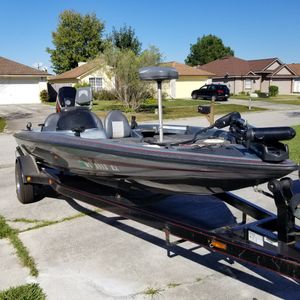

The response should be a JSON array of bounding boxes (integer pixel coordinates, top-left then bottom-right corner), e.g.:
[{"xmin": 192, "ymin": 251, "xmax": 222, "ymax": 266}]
[
  {"xmin": 75, "ymin": 87, "xmax": 93, "ymax": 109},
  {"xmin": 56, "ymin": 86, "xmax": 93, "ymax": 113},
  {"xmin": 56, "ymin": 87, "xmax": 76, "ymax": 113}
]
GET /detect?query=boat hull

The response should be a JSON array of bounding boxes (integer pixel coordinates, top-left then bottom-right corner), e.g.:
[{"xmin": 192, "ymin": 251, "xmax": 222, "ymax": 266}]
[{"xmin": 14, "ymin": 131, "xmax": 298, "ymax": 195}]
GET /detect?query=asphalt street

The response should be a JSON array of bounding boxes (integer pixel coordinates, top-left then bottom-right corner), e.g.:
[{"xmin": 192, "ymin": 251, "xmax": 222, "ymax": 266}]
[{"xmin": 0, "ymin": 101, "xmax": 299, "ymax": 299}]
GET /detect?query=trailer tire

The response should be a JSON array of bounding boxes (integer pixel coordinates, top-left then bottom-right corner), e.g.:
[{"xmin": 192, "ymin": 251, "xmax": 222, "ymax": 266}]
[{"xmin": 15, "ymin": 159, "xmax": 37, "ymax": 204}]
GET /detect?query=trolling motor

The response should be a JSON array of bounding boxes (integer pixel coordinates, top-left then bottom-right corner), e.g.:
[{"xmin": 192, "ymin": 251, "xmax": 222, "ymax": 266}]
[
  {"xmin": 139, "ymin": 66, "xmax": 178, "ymax": 143},
  {"xmin": 213, "ymin": 112, "xmax": 296, "ymax": 162},
  {"xmin": 56, "ymin": 86, "xmax": 93, "ymax": 113}
]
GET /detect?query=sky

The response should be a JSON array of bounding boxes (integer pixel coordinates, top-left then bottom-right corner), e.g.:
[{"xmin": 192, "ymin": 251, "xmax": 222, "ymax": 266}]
[{"xmin": 0, "ymin": 0, "xmax": 299, "ymax": 74}]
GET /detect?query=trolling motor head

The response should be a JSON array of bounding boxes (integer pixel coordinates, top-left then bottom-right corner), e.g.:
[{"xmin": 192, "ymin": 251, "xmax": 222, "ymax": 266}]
[
  {"xmin": 214, "ymin": 112, "xmax": 243, "ymax": 129},
  {"xmin": 139, "ymin": 66, "xmax": 178, "ymax": 143}
]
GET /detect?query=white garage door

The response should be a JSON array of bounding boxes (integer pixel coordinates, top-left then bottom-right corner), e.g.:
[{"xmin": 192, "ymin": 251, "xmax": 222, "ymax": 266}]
[
  {"xmin": 294, "ymin": 79, "xmax": 300, "ymax": 93},
  {"xmin": 0, "ymin": 78, "xmax": 41, "ymax": 104}
]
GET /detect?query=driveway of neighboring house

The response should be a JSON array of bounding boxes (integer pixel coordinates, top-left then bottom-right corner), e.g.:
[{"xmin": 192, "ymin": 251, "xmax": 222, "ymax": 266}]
[
  {"xmin": 0, "ymin": 103, "xmax": 300, "ymax": 299},
  {"xmin": 226, "ymin": 98, "xmax": 300, "ymax": 111},
  {"xmin": 0, "ymin": 104, "xmax": 54, "ymax": 133}
]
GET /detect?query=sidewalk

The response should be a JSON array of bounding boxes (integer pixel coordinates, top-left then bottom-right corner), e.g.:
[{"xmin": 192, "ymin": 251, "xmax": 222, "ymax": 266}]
[
  {"xmin": 164, "ymin": 106, "xmax": 300, "ymax": 128},
  {"xmin": 225, "ymin": 98, "xmax": 300, "ymax": 111}
]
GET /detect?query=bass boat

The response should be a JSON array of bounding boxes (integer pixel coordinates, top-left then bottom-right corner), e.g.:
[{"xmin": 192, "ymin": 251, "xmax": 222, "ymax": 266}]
[{"xmin": 14, "ymin": 106, "xmax": 298, "ymax": 195}]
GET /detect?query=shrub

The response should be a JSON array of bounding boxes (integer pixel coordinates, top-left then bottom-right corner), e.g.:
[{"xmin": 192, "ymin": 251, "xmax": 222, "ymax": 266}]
[
  {"xmin": 254, "ymin": 90, "xmax": 261, "ymax": 94},
  {"xmin": 39, "ymin": 89, "xmax": 49, "ymax": 102},
  {"xmin": 74, "ymin": 82, "xmax": 90, "ymax": 89},
  {"xmin": 93, "ymin": 89, "xmax": 117, "ymax": 101},
  {"xmin": 239, "ymin": 91, "xmax": 245, "ymax": 95},
  {"xmin": 269, "ymin": 85, "xmax": 279, "ymax": 97},
  {"xmin": 259, "ymin": 92, "xmax": 269, "ymax": 98}
]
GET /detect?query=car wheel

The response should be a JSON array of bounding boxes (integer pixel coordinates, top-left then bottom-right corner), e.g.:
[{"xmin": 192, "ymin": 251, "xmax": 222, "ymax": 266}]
[
  {"xmin": 15, "ymin": 159, "xmax": 38, "ymax": 204},
  {"xmin": 192, "ymin": 93, "xmax": 197, "ymax": 100}
]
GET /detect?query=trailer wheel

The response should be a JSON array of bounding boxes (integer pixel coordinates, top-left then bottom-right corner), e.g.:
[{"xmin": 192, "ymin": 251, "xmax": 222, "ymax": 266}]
[{"xmin": 15, "ymin": 159, "xmax": 37, "ymax": 204}]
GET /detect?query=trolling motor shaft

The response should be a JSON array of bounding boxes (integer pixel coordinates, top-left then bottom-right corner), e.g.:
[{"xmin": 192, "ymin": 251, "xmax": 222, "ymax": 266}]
[{"xmin": 139, "ymin": 66, "xmax": 178, "ymax": 142}]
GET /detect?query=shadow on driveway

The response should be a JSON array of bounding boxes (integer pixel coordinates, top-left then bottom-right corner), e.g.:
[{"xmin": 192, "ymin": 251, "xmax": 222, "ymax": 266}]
[{"xmin": 64, "ymin": 197, "xmax": 299, "ymax": 300}]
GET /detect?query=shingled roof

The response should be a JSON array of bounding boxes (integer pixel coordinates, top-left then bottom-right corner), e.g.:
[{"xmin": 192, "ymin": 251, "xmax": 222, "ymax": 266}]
[
  {"xmin": 49, "ymin": 60, "xmax": 99, "ymax": 80},
  {"xmin": 0, "ymin": 56, "xmax": 49, "ymax": 76},
  {"xmin": 160, "ymin": 61, "xmax": 215, "ymax": 76},
  {"xmin": 198, "ymin": 56, "xmax": 282, "ymax": 77},
  {"xmin": 288, "ymin": 63, "xmax": 300, "ymax": 76},
  {"xmin": 248, "ymin": 58, "xmax": 278, "ymax": 71},
  {"xmin": 198, "ymin": 56, "xmax": 251, "ymax": 77}
]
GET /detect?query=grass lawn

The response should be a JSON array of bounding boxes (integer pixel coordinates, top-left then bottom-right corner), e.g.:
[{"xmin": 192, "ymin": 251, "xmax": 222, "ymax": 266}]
[
  {"xmin": 0, "ymin": 117, "xmax": 6, "ymax": 132},
  {"xmin": 230, "ymin": 94, "xmax": 300, "ymax": 105},
  {"xmin": 286, "ymin": 125, "xmax": 300, "ymax": 163},
  {"xmin": 91, "ymin": 99, "xmax": 266, "ymax": 121}
]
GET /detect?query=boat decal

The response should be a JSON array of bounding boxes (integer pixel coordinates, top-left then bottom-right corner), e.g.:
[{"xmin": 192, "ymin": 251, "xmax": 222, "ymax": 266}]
[{"xmin": 79, "ymin": 160, "xmax": 120, "ymax": 172}]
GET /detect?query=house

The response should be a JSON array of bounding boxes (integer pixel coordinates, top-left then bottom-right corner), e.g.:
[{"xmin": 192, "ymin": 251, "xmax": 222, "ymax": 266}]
[
  {"xmin": 0, "ymin": 56, "xmax": 49, "ymax": 104},
  {"xmin": 48, "ymin": 60, "xmax": 115, "ymax": 97},
  {"xmin": 49, "ymin": 60, "xmax": 215, "ymax": 100},
  {"xmin": 159, "ymin": 61, "xmax": 214, "ymax": 98},
  {"xmin": 287, "ymin": 64, "xmax": 300, "ymax": 93},
  {"xmin": 197, "ymin": 56, "xmax": 297, "ymax": 95}
]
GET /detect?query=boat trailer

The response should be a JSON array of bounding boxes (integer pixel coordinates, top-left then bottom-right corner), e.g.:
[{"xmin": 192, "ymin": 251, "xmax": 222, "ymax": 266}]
[{"xmin": 15, "ymin": 149, "xmax": 300, "ymax": 282}]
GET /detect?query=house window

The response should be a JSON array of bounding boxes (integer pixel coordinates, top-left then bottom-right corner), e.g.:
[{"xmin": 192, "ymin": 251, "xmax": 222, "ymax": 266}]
[
  {"xmin": 244, "ymin": 79, "xmax": 252, "ymax": 90},
  {"xmin": 89, "ymin": 77, "xmax": 102, "ymax": 91}
]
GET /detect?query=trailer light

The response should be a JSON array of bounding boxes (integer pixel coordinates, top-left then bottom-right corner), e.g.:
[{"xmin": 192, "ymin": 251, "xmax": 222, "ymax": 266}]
[
  {"xmin": 26, "ymin": 176, "xmax": 32, "ymax": 182},
  {"xmin": 210, "ymin": 240, "xmax": 227, "ymax": 250},
  {"xmin": 48, "ymin": 179, "xmax": 53, "ymax": 185}
]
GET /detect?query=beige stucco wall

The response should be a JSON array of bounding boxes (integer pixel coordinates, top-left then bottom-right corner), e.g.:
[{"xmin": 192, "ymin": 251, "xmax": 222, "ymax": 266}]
[
  {"xmin": 252, "ymin": 78, "xmax": 261, "ymax": 92},
  {"xmin": 175, "ymin": 76, "xmax": 209, "ymax": 98},
  {"xmin": 276, "ymin": 67, "xmax": 292, "ymax": 75},
  {"xmin": 48, "ymin": 78, "xmax": 78, "ymax": 84},
  {"xmin": 261, "ymin": 79, "xmax": 270, "ymax": 93},
  {"xmin": 213, "ymin": 77, "xmax": 260, "ymax": 94},
  {"xmin": 267, "ymin": 61, "xmax": 281, "ymax": 70},
  {"xmin": 271, "ymin": 79, "xmax": 292, "ymax": 94},
  {"xmin": 161, "ymin": 76, "xmax": 210, "ymax": 99},
  {"xmin": 234, "ymin": 79, "xmax": 244, "ymax": 94},
  {"xmin": 80, "ymin": 68, "xmax": 115, "ymax": 90}
]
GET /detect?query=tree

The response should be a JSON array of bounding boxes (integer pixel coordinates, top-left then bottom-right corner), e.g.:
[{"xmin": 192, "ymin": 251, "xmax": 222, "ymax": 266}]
[
  {"xmin": 101, "ymin": 45, "xmax": 161, "ymax": 110},
  {"xmin": 108, "ymin": 24, "xmax": 142, "ymax": 55},
  {"xmin": 185, "ymin": 34, "xmax": 234, "ymax": 66},
  {"xmin": 47, "ymin": 10, "xmax": 105, "ymax": 74}
]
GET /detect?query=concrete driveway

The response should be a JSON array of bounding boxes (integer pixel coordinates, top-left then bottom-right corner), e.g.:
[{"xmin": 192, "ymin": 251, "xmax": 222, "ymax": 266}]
[
  {"xmin": 0, "ymin": 104, "xmax": 54, "ymax": 133},
  {"xmin": 0, "ymin": 103, "xmax": 299, "ymax": 299}
]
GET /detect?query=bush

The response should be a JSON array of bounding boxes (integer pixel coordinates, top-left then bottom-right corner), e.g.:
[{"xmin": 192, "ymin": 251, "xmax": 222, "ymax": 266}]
[
  {"xmin": 239, "ymin": 91, "xmax": 246, "ymax": 95},
  {"xmin": 254, "ymin": 90, "xmax": 261, "ymax": 94},
  {"xmin": 93, "ymin": 89, "xmax": 117, "ymax": 100},
  {"xmin": 269, "ymin": 85, "xmax": 279, "ymax": 97},
  {"xmin": 259, "ymin": 92, "xmax": 269, "ymax": 98},
  {"xmin": 39, "ymin": 89, "xmax": 49, "ymax": 102},
  {"xmin": 74, "ymin": 82, "xmax": 90, "ymax": 89}
]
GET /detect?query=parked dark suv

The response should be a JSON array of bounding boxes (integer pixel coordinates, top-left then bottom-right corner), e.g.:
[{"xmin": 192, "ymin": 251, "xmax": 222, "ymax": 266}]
[{"xmin": 191, "ymin": 84, "xmax": 230, "ymax": 101}]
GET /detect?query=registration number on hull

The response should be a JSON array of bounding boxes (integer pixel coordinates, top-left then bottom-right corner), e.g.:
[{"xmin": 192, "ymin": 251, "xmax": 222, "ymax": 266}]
[{"xmin": 79, "ymin": 160, "xmax": 120, "ymax": 172}]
